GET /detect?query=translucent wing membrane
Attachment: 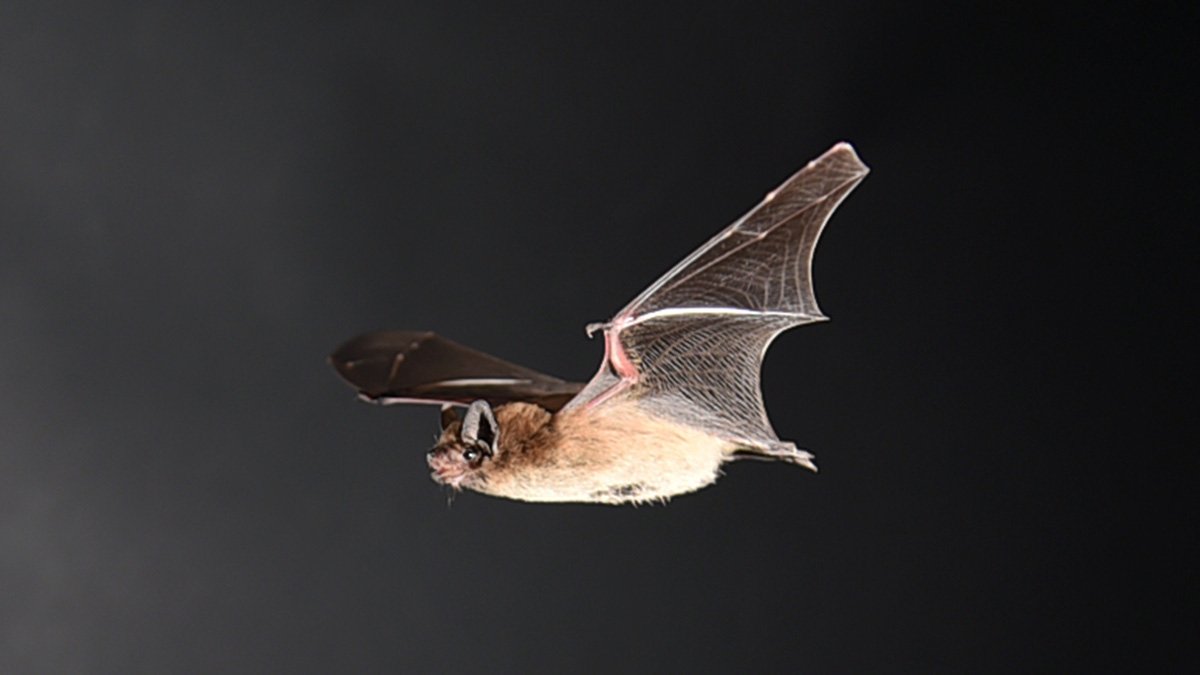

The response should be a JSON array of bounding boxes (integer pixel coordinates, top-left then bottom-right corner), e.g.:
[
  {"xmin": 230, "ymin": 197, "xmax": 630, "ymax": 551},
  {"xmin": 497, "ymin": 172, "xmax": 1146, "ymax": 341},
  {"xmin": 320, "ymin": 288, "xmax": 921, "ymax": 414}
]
[
  {"xmin": 570, "ymin": 143, "xmax": 869, "ymax": 452},
  {"xmin": 620, "ymin": 315, "xmax": 797, "ymax": 443},
  {"xmin": 616, "ymin": 142, "xmax": 869, "ymax": 324},
  {"xmin": 330, "ymin": 330, "xmax": 583, "ymax": 411}
]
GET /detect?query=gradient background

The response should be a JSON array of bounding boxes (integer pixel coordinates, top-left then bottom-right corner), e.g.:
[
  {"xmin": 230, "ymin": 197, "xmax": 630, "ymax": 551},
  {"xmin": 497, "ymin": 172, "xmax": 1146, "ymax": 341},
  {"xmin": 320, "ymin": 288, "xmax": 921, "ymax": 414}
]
[{"xmin": 1, "ymin": 2, "xmax": 1193, "ymax": 672}]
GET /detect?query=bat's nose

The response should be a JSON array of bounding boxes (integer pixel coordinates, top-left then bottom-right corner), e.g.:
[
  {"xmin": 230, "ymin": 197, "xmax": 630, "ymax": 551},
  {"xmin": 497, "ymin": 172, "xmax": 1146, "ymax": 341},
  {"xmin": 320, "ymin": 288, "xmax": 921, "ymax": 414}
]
[{"xmin": 426, "ymin": 449, "xmax": 447, "ymax": 469}]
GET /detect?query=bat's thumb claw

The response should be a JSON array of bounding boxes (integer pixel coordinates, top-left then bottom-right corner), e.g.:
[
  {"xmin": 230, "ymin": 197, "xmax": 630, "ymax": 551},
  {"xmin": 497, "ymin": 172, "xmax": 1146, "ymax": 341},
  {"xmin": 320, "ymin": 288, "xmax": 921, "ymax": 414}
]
[{"xmin": 585, "ymin": 321, "xmax": 609, "ymax": 338}]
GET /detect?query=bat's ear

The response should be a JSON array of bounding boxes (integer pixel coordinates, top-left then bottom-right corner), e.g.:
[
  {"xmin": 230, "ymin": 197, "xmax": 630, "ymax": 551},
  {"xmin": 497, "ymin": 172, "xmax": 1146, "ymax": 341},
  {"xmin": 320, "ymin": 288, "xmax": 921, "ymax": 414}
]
[
  {"xmin": 461, "ymin": 400, "xmax": 500, "ymax": 457},
  {"xmin": 440, "ymin": 404, "xmax": 460, "ymax": 431}
]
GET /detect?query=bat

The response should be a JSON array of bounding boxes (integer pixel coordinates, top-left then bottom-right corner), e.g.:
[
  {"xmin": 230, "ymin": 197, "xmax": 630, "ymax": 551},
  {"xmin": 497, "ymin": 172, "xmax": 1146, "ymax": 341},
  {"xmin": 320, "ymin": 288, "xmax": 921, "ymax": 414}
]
[{"xmin": 330, "ymin": 142, "xmax": 869, "ymax": 504}]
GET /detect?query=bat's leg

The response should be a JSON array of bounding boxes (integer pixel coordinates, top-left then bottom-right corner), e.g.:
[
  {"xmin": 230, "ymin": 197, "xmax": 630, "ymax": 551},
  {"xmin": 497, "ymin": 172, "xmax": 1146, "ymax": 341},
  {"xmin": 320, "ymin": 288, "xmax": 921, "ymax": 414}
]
[{"xmin": 583, "ymin": 325, "xmax": 638, "ymax": 410}]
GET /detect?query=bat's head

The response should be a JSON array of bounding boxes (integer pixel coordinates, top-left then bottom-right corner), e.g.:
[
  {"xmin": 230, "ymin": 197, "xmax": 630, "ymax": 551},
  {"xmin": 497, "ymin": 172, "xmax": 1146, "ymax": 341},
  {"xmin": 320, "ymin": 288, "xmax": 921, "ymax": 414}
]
[
  {"xmin": 427, "ymin": 400, "xmax": 499, "ymax": 490},
  {"xmin": 426, "ymin": 400, "xmax": 554, "ymax": 494}
]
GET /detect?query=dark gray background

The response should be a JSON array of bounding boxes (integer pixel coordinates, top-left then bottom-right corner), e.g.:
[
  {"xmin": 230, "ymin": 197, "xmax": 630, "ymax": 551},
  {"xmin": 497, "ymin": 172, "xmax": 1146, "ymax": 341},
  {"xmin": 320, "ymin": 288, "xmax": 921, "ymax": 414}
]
[{"xmin": 2, "ymin": 2, "xmax": 1193, "ymax": 672}]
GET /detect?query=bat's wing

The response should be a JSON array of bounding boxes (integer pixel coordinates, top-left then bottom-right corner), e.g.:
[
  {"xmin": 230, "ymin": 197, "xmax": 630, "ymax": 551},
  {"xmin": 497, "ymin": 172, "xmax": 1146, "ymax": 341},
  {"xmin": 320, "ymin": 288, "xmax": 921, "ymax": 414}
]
[
  {"xmin": 330, "ymin": 330, "xmax": 584, "ymax": 412},
  {"xmin": 564, "ymin": 143, "xmax": 868, "ymax": 461}
]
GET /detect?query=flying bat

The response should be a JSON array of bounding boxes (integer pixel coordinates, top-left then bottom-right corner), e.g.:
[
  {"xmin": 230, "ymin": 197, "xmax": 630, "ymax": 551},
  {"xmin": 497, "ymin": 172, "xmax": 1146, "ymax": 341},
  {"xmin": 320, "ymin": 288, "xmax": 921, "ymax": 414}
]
[{"xmin": 330, "ymin": 142, "xmax": 869, "ymax": 504}]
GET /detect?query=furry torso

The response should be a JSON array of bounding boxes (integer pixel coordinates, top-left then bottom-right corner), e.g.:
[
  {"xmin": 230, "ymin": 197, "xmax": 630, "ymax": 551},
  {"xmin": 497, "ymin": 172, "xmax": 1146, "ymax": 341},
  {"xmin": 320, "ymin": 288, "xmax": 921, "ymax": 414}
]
[{"xmin": 468, "ymin": 401, "xmax": 737, "ymax": 505}]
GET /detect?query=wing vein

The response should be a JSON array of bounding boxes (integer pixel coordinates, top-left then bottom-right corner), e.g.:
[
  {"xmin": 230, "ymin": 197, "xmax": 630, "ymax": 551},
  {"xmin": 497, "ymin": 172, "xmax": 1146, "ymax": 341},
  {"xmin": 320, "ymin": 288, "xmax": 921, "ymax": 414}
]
[{"xmin": 618, "ymin": 155, "xmax": 865, "ymax": 321}]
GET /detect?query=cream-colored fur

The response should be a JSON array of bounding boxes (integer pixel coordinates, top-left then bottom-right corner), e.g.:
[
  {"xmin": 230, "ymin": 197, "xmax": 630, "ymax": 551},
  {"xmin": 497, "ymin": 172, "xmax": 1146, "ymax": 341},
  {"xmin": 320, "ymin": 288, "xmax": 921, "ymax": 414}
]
[{"xmin": 474, "ymin": 401, "xmax": 737, "ymax": 505}]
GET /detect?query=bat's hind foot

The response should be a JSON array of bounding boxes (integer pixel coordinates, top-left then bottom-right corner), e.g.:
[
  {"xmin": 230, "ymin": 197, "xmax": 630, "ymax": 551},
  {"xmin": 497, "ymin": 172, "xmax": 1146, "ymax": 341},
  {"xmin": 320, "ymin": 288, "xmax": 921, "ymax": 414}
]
[{"xmin": 747, "ymin": 441, "xmax": 818, "ymax": 472}]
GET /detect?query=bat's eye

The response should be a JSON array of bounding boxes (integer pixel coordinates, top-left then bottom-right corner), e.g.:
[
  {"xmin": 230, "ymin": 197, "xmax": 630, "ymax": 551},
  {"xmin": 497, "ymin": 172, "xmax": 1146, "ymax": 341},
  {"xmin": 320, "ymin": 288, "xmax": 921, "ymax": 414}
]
[{"xmin": 462, "ymin": 448, "xmax": 481, "ymax": 463}]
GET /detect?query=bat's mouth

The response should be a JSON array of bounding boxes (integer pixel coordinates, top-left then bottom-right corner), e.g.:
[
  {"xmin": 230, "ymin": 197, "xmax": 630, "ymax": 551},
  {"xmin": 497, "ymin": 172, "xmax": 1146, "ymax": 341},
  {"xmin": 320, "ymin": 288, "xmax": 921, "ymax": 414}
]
[{"xmin": 430, "ymin": 468, "xmax": 467, "ymax": 488}]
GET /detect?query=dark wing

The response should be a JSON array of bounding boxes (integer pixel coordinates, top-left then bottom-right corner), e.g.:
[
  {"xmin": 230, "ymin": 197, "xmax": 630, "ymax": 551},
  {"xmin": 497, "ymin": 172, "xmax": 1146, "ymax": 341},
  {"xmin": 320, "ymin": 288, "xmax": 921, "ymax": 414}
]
[
  {"xmin": 330, "ymin": 330, "xmax": 584, "ymax": 412},
  {"xmin": 565, "ymin": 143, "xmax": 868, "ymax": 455}
]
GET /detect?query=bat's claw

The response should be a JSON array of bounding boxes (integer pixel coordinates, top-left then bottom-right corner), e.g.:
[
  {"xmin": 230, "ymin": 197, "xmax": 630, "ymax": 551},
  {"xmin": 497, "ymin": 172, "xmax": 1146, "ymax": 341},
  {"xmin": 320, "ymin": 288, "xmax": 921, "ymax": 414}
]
[
  {"xmin": 585, "ymin": 321, "xmax": 610, "ymax": 338},
  {"xmin": 764, "ymin": 441, "xmax": 818, "ymax": 472}
]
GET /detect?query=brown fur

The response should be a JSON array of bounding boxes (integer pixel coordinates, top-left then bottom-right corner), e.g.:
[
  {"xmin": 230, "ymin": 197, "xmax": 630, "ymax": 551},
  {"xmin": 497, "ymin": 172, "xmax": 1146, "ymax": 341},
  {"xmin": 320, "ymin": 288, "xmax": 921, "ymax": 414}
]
[{"xmin": 431, "ymin": 401, "xmax": 737, "ymax": 505}]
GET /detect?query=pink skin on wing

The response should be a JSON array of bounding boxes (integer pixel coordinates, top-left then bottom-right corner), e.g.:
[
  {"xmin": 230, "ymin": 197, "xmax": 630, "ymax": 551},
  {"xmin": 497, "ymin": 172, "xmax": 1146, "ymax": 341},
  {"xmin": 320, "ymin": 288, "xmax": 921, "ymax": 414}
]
[{"xmin": 584, "ymin": 317, "xmax": 639, "ymax": 410}]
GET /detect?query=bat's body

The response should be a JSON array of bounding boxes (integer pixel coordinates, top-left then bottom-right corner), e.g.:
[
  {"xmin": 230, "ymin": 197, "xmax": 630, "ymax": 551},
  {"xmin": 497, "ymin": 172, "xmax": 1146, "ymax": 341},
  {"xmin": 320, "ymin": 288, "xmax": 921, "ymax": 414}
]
[
  {"xmin": 331, "ymin": 143, "xmax": 869, "ymax": 504},
  {"xmin": 433, "ymin": 401, "xmax": 734, "ymax": 504}
]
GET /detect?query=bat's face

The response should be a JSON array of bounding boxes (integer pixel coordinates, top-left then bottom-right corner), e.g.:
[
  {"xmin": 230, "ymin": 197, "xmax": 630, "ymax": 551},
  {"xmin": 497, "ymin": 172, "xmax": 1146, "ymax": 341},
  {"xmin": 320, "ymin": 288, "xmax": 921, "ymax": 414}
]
[
  {"xmin": 426, "ymin": 400, "xmax": 500, "ymax": 490},
  {"xmin": 426, "ymin": 436, "xmax": 488, "ymax": 489}
]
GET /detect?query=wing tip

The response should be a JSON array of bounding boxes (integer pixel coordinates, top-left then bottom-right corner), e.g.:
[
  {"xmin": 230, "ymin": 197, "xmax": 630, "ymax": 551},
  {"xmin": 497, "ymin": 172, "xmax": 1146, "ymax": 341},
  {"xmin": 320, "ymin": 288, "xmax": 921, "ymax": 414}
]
[{"xmin": 823, "ymin": 141, "xmax": 871, "ymax": 177}]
